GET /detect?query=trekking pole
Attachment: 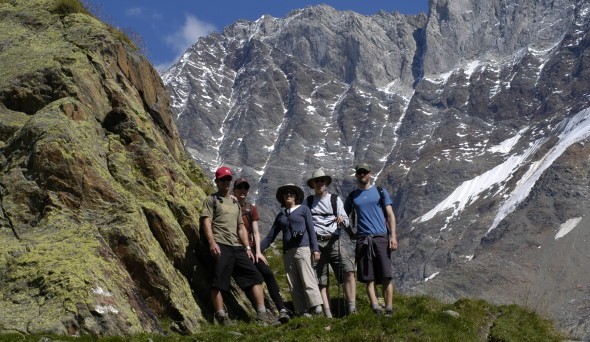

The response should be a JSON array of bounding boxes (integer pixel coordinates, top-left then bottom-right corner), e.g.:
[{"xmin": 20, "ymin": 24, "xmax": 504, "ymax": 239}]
[{"xmin": 337, "ymin": 226, "xmax": 342, "ymax": 317}]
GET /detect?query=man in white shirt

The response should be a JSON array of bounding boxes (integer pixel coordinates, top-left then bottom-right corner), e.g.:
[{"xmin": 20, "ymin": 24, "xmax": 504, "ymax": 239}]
[{"xmin": 306, "ymin": 169, "xmax": 357, "ymax": 317}]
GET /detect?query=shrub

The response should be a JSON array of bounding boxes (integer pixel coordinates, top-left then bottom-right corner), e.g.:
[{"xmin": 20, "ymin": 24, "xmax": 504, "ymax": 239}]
[{"xmin": 50, "ymin": 0, "xmax": 92, "ymax": 16}]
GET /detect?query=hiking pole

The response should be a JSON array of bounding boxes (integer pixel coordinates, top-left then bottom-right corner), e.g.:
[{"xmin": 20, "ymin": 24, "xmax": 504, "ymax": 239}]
[{"xmin": 337, "ymin": 224, "xmax": 342, "ymax": 317}]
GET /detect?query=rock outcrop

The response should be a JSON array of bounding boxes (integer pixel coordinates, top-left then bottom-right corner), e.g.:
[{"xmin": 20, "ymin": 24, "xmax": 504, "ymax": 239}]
[
  {"xmin": 162, "ymin": 0, "xmax": 590, "ymax": 338},
  {"xmin": 0, "ymin": 0, "xmax": 239, "ymax": 336}
]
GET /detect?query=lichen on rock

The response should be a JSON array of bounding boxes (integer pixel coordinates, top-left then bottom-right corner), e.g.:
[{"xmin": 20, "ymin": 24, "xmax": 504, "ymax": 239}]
[{"xmin": 0, "ymin": 0, "xmax": 222, "ymax": 336}]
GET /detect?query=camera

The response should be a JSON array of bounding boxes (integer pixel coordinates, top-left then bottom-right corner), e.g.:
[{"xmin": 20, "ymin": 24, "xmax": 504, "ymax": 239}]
[{"xmin": 292, "ymin": 230, "xmax": 304, "ymax": 238}]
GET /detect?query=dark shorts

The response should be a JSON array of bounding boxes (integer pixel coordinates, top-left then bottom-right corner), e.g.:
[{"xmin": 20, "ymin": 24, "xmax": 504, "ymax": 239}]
[
  {"xmin": 212, "ymin": 243, "xmax": 263, "ymax": 291},
  {"xmin": 355, "ymin": 235, "xmax": 392, "ymax": 283}
]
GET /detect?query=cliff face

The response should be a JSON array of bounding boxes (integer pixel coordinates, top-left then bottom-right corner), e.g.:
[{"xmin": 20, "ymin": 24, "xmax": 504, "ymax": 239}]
[
  {"xmin": 0, "ymin": 0, "xmax": 226, "ymax": 336},
  {"xmin": 162, "ymin": 0, "xmax": 590, "ymax": 338}
]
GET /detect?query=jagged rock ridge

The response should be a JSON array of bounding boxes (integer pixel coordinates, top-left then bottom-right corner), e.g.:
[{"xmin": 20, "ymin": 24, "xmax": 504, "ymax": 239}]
[
  {"xmin": 0, "ymin": 0, "xmax": 250, "ymax": 336},
  {"xmin": 163, "ymin": 0, "xmax": 590, "ymax": 339}
]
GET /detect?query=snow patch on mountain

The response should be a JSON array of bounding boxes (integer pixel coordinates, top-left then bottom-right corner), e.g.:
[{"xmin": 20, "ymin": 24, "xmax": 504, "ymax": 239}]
[
  {"xmin": 488, "ymin": 107, "xmax": 590, "ymax": 235},
  {"xmin": 555, "ymin": 217, "xmax": 582, "ymax": 240}
]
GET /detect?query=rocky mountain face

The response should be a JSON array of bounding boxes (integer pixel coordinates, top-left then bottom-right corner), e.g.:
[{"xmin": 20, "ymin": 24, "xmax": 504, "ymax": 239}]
[
  {"xmin": 163, "ymin": 0, "xmax": 590, "ymax": 338},
  {"xmin": 0, "ymin": 0, "xmax": 252, "ymax": 336}
]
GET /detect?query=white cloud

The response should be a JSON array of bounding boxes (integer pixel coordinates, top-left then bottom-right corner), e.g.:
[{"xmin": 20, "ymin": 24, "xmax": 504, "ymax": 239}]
[
  {"xmin": 125, "ymin": 7, "xmax": 163, "ymax": 20},
  {"xmin": 164, "ymin": 14, "xmax": 216, "ymax": 54},
  {"xmin": 156, "ymin": 14, "xmax": 216, "ymax": 73}
]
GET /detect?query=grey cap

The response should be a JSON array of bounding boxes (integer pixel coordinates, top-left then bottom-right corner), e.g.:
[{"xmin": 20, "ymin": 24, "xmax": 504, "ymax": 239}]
[{"xmin": 354, "ymin": 163, "xmax": 371, "ymax": 172}]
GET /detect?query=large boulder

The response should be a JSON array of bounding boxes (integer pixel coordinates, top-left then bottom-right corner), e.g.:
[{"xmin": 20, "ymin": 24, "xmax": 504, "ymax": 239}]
[{"xmin": 0, "ymin": 0, "xmax": 236, "ymax": 336}]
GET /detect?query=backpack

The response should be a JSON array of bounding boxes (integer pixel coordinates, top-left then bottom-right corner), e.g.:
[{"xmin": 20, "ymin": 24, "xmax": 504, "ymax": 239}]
[{"xmin": 306, "ymin": 194, "xmax": 338, "ymax": 217}]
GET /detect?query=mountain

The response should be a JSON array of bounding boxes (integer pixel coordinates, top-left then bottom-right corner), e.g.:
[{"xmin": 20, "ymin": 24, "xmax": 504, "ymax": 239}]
[
  {"xmin": 0, "ymin": 0, "xmax": 251, "ymax": 336},
  {"xmin": 162, "ymin": 0, "xmax": 590, "ymax": 338}
]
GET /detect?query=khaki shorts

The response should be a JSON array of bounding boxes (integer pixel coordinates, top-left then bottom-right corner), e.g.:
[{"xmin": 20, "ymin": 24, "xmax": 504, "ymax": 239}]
[{"xmin": 315, "ymin": 237, "xmax": 355, "ymax": 285}]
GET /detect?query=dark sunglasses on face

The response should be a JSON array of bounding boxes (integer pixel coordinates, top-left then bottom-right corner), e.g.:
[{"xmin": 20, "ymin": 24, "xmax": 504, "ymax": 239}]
[
  {"xmin": 235, "ymin": 184, "xmax": 250, "ymax": 190},
  {"xmin": 313, "ymin": 178, "xmax": 328, "ymax": 183},
  {"xmin": 217, "ymin": 176, "xmax": 232, "ymax": 182},
  {"xmin": 355, "ymin": 169, "xmax": 369, "ymax": 176}
]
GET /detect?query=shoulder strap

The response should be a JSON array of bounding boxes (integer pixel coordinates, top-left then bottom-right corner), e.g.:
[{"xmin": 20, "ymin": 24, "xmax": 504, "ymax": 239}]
[
  {"xmin": 376, "ymin": 186, "xmax": 388, "ymax": 219},
  {"xmin": 211, "ymin": 194, "xmax": 218, "ymax": 214},
  {"xmin": 307, "ymin": 194, "xmax": 337, "ymax": 217},
  {"xmin": 330, "ymin": 194, "xmax": 337, "ymax": 217}
]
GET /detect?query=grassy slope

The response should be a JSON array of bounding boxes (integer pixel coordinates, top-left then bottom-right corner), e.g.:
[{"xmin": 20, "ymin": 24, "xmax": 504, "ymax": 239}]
[{"xmin": 0, "ymin": 245, "xmax": 568, "ymax": 341}]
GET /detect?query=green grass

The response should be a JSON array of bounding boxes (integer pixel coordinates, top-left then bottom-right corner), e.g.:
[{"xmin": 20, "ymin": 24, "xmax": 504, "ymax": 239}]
[
  {"xmin": 46, "ymin": 0, "xmax": 140, "ymax": 51},
  {"xmin": 0, "ymin": 248, "xmax": 567, "ymax": 341},
  {"xmin": 0, "ymin": 300, "xmax": 566, "ymax": 341}
]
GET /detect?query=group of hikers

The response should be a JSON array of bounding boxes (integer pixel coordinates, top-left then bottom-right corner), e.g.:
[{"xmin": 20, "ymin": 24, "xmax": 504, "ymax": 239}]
[{"xmin": 200, "ymin": 163, "xmax": 398, "ymax": 325}]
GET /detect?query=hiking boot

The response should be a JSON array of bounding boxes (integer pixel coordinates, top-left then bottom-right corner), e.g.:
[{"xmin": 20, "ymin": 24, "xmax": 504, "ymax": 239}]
[
  {"xmin": 312, "ymin": 305, "xmax": 323, "ymax": 316},
  {"xmin": 385, "ymin": 308, "xmax": 394, "ymax": 317},
  {"xmin": 373, "ymin": 307, "xmax": 383, "ymax": 315},
  {"xmin": 348, "ymin": 307, "xmax": 358, "ymax": 315},
  {"xmin": 256, "ymin": 311, "xmax": 281, "ymax": 326},
  {"xmin": 278, "ymin": 309, "xmax": 290, "ymax": 324},
  {"xmin": 214, "ymin": 312, "xmax": 235, "ymax": 326}
]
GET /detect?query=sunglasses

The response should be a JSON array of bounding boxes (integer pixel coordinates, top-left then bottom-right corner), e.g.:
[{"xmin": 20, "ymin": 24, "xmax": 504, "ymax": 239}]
[
  {"xmin": 313, "ymin": 177, "xmax": 328, "ymax": 183},
  {"xmin": 217, "ymin": 176, "xmax": 233, "ymax": 182},
  {"xmin": 235, "ymin": 184, "xmax": 250, "ymax": 190},
  {"xmin": 355, "ymin": 169, "xmax": 369, "ymax": 175}
]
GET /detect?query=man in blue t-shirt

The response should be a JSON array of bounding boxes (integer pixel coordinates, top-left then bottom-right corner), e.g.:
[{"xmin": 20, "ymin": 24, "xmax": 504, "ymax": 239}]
[{"xmin": 344, "ymin": 163, "xmax": 398, "ymax": 316}]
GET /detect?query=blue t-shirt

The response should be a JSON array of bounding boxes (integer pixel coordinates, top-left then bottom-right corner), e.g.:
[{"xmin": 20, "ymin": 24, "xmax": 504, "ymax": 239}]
[{"xmin": 344, "ymin": 186, "xmax": 392, "ymax": 236}]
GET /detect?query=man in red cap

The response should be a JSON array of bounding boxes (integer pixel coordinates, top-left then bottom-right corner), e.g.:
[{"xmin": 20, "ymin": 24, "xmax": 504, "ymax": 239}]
[{"xmin": 201, "ymin": 166, "xmax": 278, "ymax": 325}]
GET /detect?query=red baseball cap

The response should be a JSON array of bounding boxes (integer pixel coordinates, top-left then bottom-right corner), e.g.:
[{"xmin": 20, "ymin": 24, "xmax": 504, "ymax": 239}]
[{"xmin": 215, "ymin": 166, "xmax": 233, "ymax": 179}]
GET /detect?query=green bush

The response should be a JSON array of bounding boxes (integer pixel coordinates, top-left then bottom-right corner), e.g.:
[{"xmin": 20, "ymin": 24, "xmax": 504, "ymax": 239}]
[{"xmin": 50, "ymin": 0, "xmax": 92, "ymax": 16}]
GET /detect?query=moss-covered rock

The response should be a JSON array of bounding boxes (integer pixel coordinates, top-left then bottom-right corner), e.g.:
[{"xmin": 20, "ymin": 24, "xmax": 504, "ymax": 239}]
[{"xmin": 0, "ymin": 0, "xmax": 223, "ymax": 336}]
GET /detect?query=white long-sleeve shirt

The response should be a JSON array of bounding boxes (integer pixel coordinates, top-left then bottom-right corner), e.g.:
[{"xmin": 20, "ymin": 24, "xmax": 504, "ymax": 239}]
[{"xmin": 307, "ymin": 192, "xmax": 349, "ymax": 236}]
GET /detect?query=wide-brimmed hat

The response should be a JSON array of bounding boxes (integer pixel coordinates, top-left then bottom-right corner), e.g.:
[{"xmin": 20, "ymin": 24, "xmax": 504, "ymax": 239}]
[
  {"xmin": 306, "ymin": 169, "xmax": 332, "ymax": 188},
  {"xmin": 275, "ymin": 184, "xmax": 304, "ymax": 206}
]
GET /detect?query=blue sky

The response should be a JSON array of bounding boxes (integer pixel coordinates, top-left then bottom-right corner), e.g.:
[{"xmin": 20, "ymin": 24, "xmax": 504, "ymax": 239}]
[{"xmin": 90, "ymin": 1, "xmax": 429, "ymax": 71}]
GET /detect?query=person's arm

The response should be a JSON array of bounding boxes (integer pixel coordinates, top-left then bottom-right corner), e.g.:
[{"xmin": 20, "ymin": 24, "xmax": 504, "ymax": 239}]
[
  {"xmin": 201, "ymin": 198, "xmax": 221, "ymax": 257},
  {"xmin": 235, "ymin": 206, "xmax": 254, "ymax": 260},
  {"xmin": 382, "ymin": 189, "xmax": 397, "ymax": 250},
  {"xmin": 342, "ymin": 193, "xmax": 356, "ymax": 238},
  {"xmin": 335, "ymin": 196, "xmax": 349, "ymax": 227},
  {"xmin": 252, "ymin": 220, "xmax": 268, "ymax": 264},
  {"xmin": 202, "ymin": 216, "xmax": 220, "ymax": 257},
  {"xmin": 385, "ymin": 205, "xmax": 397, "ymax": 251},
  {"xmin": 260, "ymin": 215, "xmax": 280, "ymax": 252},
  {"xmin": 305, "ymin": 207, "xmax": 320, "ymax": 262}
]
